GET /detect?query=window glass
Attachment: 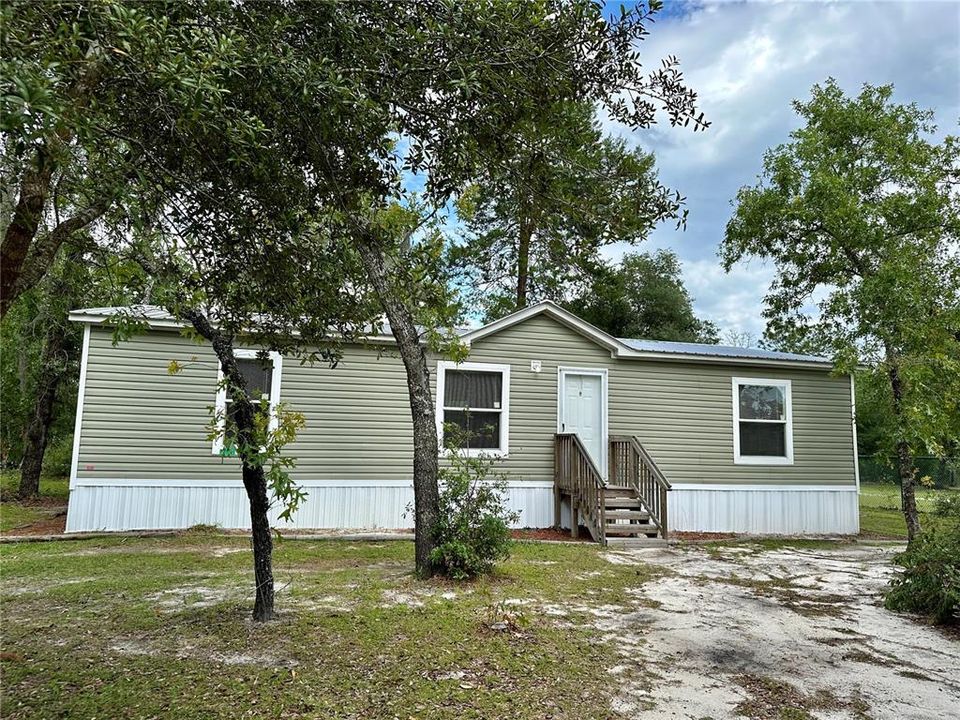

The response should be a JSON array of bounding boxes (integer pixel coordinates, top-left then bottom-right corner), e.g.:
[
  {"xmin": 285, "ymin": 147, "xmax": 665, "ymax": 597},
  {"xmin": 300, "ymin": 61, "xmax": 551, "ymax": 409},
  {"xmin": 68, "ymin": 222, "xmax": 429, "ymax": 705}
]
[
  {"xmin": 443, "ymin": 370, "xmax": 502, "ymax": 410},
  {"xmin": 235, "ymin": 357, "xmax": 273, "ymax": 400},
  {"xmin": 443, "ymin": 410, "xmax": 501, "ymax": 449},
  {"xmin": 739, "ymin": 422, "xmax": 786, "ymax": 456},
  {"xmin": 220, "ymin": 357, "xmax": 274, "ymax": 455},
  {"xmin": 738, "ymin": 384, "xmax": 785, "ymax": 421}
]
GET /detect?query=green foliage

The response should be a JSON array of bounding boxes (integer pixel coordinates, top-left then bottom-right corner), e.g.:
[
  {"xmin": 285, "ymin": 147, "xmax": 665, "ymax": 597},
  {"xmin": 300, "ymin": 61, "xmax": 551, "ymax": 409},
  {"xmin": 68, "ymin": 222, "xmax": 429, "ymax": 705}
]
[
  {"xmin": 885, "ymin": 499, "xmax": 960, "ymax": 624},
  {"xmin": 0, "ymin": 287, "xmax": 45, "ymax": 466},
  {"xmin": 430, "ymin": 434, "xmax": 520, "ymax": 580},
  {"xmin": 0, "ymin": 241, "xmax": 148, "ymax": 474},
  {"xmin": 563, "ymin": 250, "xmax": 719, "ymax": 342},
  {"xmin": 722, "ymin": 79, "xmax": 960, "ymax": 459},
  {"xmin": 41, "ymin": 434, "xmax": 73, "ymax": 477},
  {"xmin": 450, "ymin": 102, "xmax": 694, "ymax": 317}
]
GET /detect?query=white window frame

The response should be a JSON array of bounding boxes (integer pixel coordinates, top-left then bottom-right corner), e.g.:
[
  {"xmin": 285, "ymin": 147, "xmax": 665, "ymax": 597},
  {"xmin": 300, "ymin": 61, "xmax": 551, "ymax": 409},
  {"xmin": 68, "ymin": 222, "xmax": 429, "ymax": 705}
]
[
  {"xmin": 212, "ymin": 349, "xmax": 283, "ymax": 456},
  {"xmin": 435, "ymin": 360, "xmax": 511, "ymax": 457},
  {"xmin": 732, "ymin": 376, "xmax": 793, "ymax": 466}
]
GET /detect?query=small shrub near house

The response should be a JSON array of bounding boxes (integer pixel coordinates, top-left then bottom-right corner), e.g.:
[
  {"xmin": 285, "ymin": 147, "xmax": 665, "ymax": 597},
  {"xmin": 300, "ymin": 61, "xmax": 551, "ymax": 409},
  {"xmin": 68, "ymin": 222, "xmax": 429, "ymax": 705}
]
[
  {"xmin": 430, "ymin": 427, "xmax": 519, "ymax": 580},
  {"xmin": 885, "ymin": 494, "xmax": 960, "ymax": 625}
]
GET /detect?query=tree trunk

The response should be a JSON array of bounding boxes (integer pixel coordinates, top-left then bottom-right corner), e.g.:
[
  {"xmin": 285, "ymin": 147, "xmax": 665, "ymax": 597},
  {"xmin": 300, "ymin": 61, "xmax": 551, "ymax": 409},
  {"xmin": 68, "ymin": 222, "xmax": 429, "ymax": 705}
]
[
  {"xmin": 356, "ymin": 236, "xmax": 440, "ymax": 577},
  {"xmin": 0, "ymin": 48, "xmax": 107, "ymax": 319},
  {"xmin": 1, "ymin": 147, "xmax": 55, "ymax": 319},
  {"xmin": 18, "ymin": 316, "xmax": 68, "ymax": 499},
  {"xmin": 515, "ymin": 214, "xmax": 532, "ymax": 310},
  {"xmin": 242, "ymin": 461, "xmax": 275, "ymax": 622},
  {"xmin": 887, "ymin": 359, "xmax": 921, "ymax": 542},
  {"xmin": 184, "ymin": 309, "xmax": 276, "ymax": 621}
]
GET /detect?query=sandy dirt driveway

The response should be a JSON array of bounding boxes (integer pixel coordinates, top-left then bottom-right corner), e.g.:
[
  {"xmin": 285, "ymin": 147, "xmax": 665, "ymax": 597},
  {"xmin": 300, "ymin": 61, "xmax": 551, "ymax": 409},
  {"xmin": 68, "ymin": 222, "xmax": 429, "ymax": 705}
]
[{"xmin": 598, "ymin": 542, "xmax": 959, "ymax": 720}]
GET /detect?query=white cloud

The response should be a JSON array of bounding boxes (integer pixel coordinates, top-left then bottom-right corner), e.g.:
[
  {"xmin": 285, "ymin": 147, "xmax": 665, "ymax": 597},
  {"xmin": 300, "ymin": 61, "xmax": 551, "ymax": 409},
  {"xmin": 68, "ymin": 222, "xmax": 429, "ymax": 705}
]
[{"xmin": 601, "ymin": 0, "xmax": 960, "ymax": 337}]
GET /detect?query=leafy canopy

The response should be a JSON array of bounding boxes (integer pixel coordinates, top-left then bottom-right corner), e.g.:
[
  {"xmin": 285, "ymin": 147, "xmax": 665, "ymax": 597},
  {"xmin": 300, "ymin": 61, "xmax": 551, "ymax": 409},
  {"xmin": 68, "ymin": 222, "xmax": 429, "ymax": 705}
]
[
  {"xmin": 451, "ymin": 102, "xmax": 691, "ymax": 318},
  {"xmin": 563, "ymin": 250, "xmax": 718, "ymax": 343},
  {"xmin": 722, "ymin": 79, "xmax": 960, "ymax": 456}
]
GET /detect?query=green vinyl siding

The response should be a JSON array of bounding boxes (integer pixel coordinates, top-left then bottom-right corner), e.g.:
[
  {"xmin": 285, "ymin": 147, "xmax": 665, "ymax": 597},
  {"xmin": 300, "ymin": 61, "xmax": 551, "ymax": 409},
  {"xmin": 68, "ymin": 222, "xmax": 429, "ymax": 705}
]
[
  {"xmin": 468, "ymin": 314, "xmax": 855, "ymax": 485},
  {"xmin": 77, "ymin": 313, "xmax": 855, "ymax": 486},
  {"xmin": 77, "ymin": 326, "xmax": 415, "ymax": 481}
]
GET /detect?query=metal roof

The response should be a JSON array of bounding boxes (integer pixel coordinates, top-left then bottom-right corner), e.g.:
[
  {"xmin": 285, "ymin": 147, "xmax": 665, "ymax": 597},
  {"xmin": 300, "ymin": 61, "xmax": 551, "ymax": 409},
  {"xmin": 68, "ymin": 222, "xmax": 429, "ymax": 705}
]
[
  {"xmin": 617, "ymin": 337, "xmax": 829, "ymax": 364},
  {"xmin": 68, "ymin": 306, "xmax": 472, "ymax": 339},
  {"xmin": 70, "ymin": 305, "xmax": 175, "ymax": 321},
  {"xmin": 70, "ymin": 302, "xmax": 833, "ymax": 368}
]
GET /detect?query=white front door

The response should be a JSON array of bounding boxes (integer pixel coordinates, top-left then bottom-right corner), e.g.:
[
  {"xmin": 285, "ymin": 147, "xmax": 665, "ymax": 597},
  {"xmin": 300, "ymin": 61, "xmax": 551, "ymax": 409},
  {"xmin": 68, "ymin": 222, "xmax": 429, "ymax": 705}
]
[{"xmin": 559, "ymin": 370, "xmax": 606, "ymax": 476}]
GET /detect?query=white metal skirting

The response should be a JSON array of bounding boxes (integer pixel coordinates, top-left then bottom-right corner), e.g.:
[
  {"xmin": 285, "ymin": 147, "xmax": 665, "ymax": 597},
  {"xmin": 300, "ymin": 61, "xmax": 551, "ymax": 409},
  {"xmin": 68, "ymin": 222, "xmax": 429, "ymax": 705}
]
[
  {"xmin": 669, "ymin": 485, "xmax": 860, "ymax": 534},
  {"xmin": 65, "ymin": 481, "xmax": 860, "ymax": 535},
  {"xmin": 64, "ymin": 480, "xmax": 556, "ymax": 533}
]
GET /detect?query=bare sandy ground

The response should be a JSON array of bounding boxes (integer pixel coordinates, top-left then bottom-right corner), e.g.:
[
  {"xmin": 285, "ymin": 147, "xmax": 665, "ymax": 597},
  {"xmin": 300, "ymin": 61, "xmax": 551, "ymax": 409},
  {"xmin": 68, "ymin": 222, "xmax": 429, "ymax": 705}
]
[{"xmin": 597, "ymin": 542, "xmax": 959, "ymax": 720}]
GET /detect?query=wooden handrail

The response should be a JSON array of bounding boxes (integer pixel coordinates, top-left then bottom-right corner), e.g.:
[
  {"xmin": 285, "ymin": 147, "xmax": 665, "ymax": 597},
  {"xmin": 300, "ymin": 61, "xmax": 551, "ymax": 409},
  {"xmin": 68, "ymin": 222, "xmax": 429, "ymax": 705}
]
[
  {"xmin": 554, "ymin": 433, "xmax": 606, "ymax": 544},
  {"xmin": 608, "ymin": 435, "xmax": 671, "ymax": 539}
]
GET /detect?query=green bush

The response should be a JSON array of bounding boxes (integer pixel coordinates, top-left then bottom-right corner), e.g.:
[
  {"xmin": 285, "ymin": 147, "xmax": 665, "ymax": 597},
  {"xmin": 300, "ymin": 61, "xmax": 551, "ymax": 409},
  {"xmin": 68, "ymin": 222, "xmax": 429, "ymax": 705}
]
[
  {"xmin": 42, "ymin": 435, "xmax": 73, "ymax": 477},
  {"xmin": 885, "ymin": 500, "xmax": 960, "ymax": 625},
  {"xmin": 430, "ymin": 435, "xmax": 519, "ymax": 580}
]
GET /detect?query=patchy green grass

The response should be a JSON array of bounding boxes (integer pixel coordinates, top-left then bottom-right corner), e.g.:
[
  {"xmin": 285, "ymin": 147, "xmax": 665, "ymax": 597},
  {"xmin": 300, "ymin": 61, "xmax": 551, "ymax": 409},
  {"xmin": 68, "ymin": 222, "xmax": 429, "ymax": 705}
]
[
  {"xmin": 858, "ymin": 483, "xmax": 957, "ymax": 538},
  {"xmin": 0, "ymin": 470, "xmax": 70, "ymax": 501},
  {"xmin": 733, "ymin": 674, "xmax": 870, "ymax": 720},
  {"xmin": 0, "ymin": 533, "xmax": 658, "ymax": 719},
  {"xmin": 0, "ymin": 471, "xmax": 69, "ymax": 532}
]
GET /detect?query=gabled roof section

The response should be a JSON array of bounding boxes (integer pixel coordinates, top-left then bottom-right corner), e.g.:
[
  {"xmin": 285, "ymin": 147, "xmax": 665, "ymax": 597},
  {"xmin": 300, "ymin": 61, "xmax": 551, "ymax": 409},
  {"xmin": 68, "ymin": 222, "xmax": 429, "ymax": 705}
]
[
  {"xmin": 462, "ymin": 300, "xmax": 635, "ymax": 356},
  {"xmin": 463, "ymin": 300, "xmax": 834, "ymax": 369}
]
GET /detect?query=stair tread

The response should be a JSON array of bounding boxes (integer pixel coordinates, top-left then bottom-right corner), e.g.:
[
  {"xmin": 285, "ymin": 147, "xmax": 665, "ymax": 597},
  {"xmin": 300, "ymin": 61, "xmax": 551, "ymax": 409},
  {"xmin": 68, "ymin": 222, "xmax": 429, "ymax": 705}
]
[
  {"xmin": 604, "ymin": 524, "xmax": 660, "ymax": 536},
  {"xmin": 607, "ymin": 537, "xmax": 668, "ymax": 546},
  {"xmin": 604, "ymin": 499, "xmax": 643, "ymax": 507},
  {"xmin": 605, "ymin": 510, "xmax": 650, "ymax": 520}
]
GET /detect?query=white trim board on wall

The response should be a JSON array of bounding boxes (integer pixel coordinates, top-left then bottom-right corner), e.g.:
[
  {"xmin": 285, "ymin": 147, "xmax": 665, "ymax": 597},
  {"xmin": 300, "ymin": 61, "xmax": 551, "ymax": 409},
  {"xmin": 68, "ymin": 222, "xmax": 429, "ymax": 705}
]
[
  {"xmin": 68, "ymin": 323, "xmax": 92, "ymax": 491},
  {"xmin": 850, "ymin": 374, "xmax": 861, "ymax": 493}
]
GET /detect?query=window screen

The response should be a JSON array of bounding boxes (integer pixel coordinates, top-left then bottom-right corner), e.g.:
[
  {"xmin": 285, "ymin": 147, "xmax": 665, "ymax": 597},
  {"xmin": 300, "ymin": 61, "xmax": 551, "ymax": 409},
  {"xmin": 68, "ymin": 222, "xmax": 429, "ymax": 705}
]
[
  {"xmin": 441, "ymin": 369, "xmax": 506, "ymax": 451},
  {"xmin": 235, "ymin": 357, "xmax": 273, "ymax": 400}
]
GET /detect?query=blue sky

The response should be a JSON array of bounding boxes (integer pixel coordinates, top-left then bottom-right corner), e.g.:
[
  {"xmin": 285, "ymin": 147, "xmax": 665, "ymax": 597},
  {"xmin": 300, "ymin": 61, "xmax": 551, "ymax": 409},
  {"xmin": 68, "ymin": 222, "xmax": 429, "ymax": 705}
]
[{"xmin": 599, "ymin": 0, "xmax": 959, "ymax": 339}]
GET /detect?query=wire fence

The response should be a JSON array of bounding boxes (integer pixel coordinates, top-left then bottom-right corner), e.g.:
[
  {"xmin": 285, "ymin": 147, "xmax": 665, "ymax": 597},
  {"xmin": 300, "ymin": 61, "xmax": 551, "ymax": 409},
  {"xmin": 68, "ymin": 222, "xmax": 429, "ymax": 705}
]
[{"xmin": 859, "ymin": 455, "xmax": 959, "ymax": 489}]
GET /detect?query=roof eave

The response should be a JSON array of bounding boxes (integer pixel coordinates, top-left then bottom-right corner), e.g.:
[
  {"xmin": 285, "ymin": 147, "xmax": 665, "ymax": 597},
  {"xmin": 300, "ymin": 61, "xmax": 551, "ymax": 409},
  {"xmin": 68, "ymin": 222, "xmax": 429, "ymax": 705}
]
[
  {"xmin": 67, "ymin": 311, "xmax": 401, "ymax": 344},
  {"xmin": 614, "ymin": 347, "xmax": 835, "ymax": 370}
]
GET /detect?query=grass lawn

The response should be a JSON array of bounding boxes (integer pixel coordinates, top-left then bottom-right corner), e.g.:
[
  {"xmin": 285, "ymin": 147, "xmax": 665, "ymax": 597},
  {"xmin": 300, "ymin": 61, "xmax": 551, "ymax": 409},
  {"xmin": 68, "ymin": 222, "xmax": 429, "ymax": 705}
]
[
  {"xmin": 0, "ymin": 472, "xmax": 69, "ymax": 533},
  {"xmin": 858, "ymin": 482, "xmax": 956, "ymax": 537},
  {"xmin": 0, "ymin": 533, "xmax": 661, "ymax": 719}
]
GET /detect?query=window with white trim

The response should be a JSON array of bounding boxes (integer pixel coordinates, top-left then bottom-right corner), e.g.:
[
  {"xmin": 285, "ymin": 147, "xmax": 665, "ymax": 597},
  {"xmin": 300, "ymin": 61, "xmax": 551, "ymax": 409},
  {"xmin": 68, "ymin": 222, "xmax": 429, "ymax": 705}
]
[
  {"xmin": 212, "ymin": 350, "xmax": 283, "ymax": 456},
  {"xmin": 436, "ymin": 361, "xmax": 510, "ymax": 456},
  {"xmin": 732, "ymin": 377, "xmax": 793, "ymax": 465}
]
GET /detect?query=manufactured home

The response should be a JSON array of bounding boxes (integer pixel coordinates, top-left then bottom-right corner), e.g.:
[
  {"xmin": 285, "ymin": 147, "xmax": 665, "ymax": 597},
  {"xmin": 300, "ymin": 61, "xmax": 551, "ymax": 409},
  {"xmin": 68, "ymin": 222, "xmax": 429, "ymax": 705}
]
[{"xmin": 65, "ymin": 301, "xmax": 860, "ymax": 539}]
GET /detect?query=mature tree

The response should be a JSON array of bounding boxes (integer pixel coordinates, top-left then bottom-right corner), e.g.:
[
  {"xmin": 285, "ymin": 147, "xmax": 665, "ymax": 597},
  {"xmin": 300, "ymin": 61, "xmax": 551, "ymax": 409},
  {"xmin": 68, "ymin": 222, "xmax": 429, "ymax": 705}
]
[
  {"xmin": 2, "ymin": 0, "xmax": 381, "ymax": 620},
  {"xmin": 0, "ymin": 0, "xmax": 281, "ymax": 317},
  {"xmin": 450, "ymin": 101, "xmax": 691, "ymax": 320},
  {"xmin": 4, "ymin": 0, "xmax": 707, "ymax": 604},
  {"xmin": 0, "ymin": 238, "xmax": 147, "ymax": 497},
  {"xmin": 221, "ymin": 0, "xmax": 704, "ymax": 579},
  {"xmin": 15, "ymin": 248, "xmax": 83, "ymax": 499},
  {"xmin": 564, "ymin": 250, "xmax": 718, "ymax": 342},
  {"xmin": 723, "ymin": 80, "xmax": 960, "ymax": 542}
]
